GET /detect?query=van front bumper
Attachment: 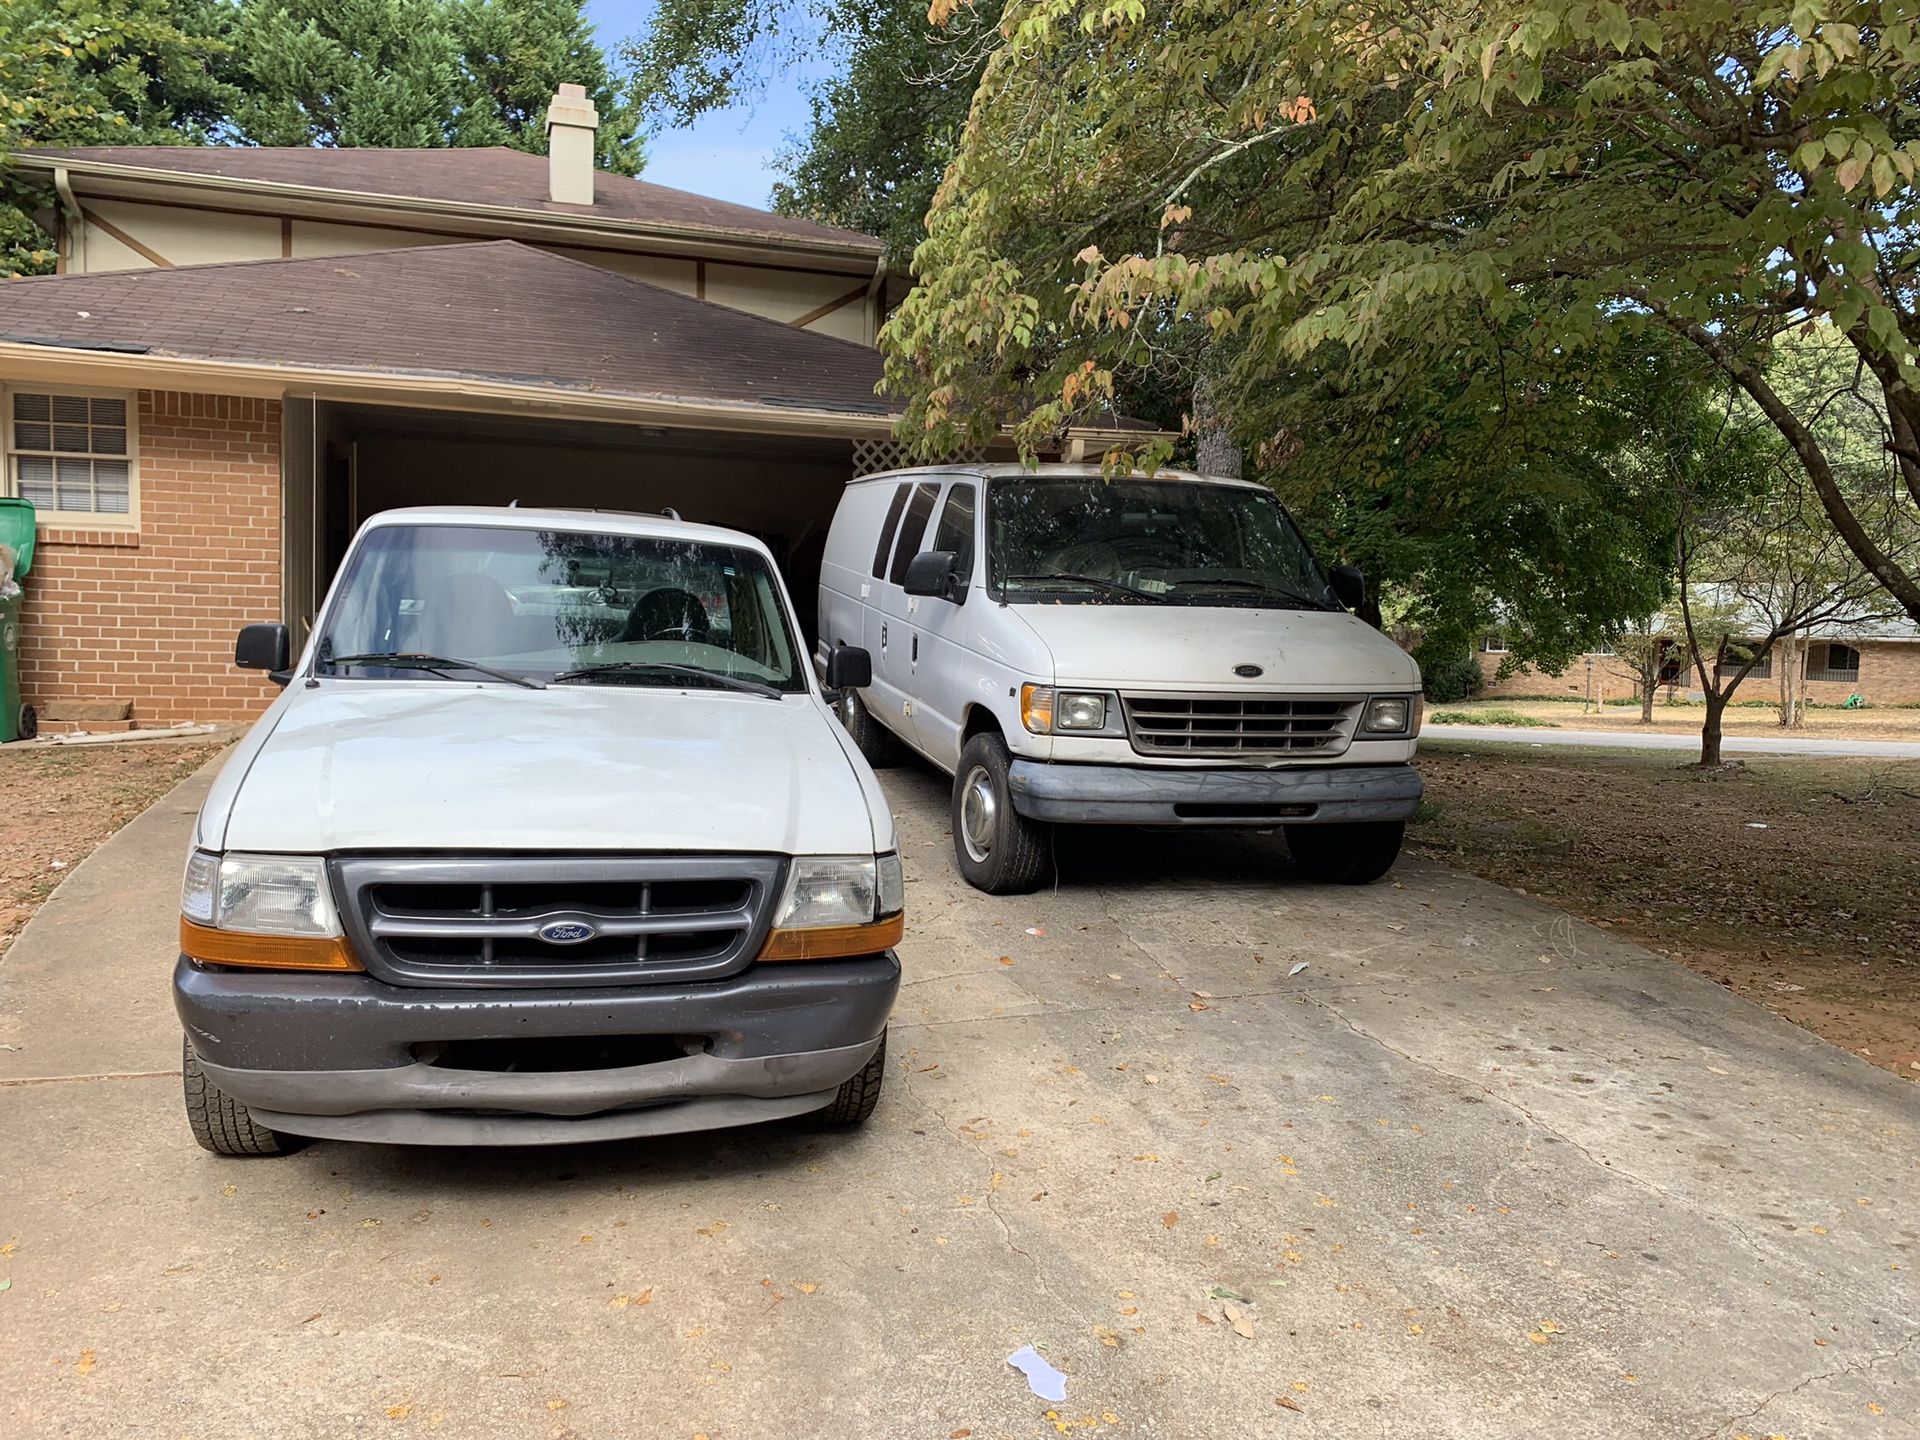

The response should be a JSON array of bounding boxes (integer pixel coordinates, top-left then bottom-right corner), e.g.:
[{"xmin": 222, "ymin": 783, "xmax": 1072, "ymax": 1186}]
[
  {"xmin": 174, "ymin": 954, "xmax": 898, "ymax": 1146},
  {"xmin": 1006, "ymin": 759, "xmax": 1422, "ymax": 826}
]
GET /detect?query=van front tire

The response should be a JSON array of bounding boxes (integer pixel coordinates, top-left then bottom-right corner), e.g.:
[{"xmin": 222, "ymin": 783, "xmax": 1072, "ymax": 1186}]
[
  {"xmin": 183, "ymin": 1036, "xmax": 301, "ymax": 1157},
  {"xmin": 838, "ymin": 689, "xmax": 898, "ymax": 767},
  {"xmin": 1286, "ymin": 821, "xmax": 1405, "ymax": 885},
  {"xmin": 952, "ymin": 733, "xmax": 1051, "ymax": 894}
]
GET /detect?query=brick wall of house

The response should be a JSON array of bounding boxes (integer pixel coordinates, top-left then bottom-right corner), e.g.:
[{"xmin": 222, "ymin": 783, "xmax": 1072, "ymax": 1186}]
[
  {"xmin": 1475, "ymin": 642, "xmax": 1920, "ymax": 705},
  {"xmin": 19, "ymin": 391, "xmax": 282, "ymax": 726}
]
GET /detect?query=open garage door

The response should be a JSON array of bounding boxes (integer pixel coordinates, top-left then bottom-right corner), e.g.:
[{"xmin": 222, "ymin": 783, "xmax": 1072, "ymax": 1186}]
[{"xmin": 291, "ymin": 402, "xmax": 858, "ymax": 642}]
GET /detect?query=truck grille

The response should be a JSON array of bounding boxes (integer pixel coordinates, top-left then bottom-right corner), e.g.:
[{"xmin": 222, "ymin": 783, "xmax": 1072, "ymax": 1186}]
[
  {"xmin": 1121, "ymin": 693, "xmax": 1360, "ymax": 757},
  {"xmin": 332, "ymin": 856, "xmax": 782, "ymax": 988}
]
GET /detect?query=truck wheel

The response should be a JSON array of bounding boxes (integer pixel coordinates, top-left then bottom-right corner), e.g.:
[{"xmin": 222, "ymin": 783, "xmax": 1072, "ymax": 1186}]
[
  {"xmin": 182, "ymin": 1036, "xmax": 301, "ymax": 1156},
  {"xmin": 1286, "ymin": 822, "xmax": 1405, "ymax": 885},
  {"xmin": 837, "ymin": 689, "xmax": 897, "ymax": 767},
  {"xmin": 817, "ymin": 1031, "xmax": 886, "ymax": 1126},
  {"xmin": 952, "ymin": 732, "xmax": 1051, "ymax": 894},
  {"xmin": 17, "ymin": 705, "xmax": 35, "ymax": 741}
]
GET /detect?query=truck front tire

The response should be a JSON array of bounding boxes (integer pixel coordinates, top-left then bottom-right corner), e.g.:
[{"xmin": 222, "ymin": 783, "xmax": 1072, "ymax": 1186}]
[
  {"xmin": 817, "ymin": 1031, "xmax": 886, "ymax": 1126},
  {"xmin": 1286, "ymin": 821, "xmax": 1405, "ymax": 885},
  {"xmin": 952, "ymin": 732, "xmax": 1052, "ymax": 894},
  {"xmin": 182, "ymin": 1036, "xmax": 301, "ymax": 1156}
]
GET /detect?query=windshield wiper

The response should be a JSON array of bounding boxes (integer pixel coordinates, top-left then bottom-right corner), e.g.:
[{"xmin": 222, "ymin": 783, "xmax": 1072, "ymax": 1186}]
[
  {"xmin": 1164, "ymin": 578, "xmax": 1332, "ymax": 609},
  {"xmin": 549, "ymin": 661, "xmax": 783, "ymax": 699},
  {"xmin": 323, "ymin": 652, "xmax": 545, "ymax": 690},
  {"xmin": 1002, "ymin": 572, "xmax": 1158, "ymax": 601}
]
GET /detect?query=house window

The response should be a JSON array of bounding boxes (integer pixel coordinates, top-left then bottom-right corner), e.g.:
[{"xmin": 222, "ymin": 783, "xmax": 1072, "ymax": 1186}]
[
  {"xmin": 1721, "ymin": 642, "xmax": 1771, "ymax": 680},
  {"xmin": 6, "ymin": 389, "xmax": 136, "ymax": 519},
  {"xmin": 1809, "ymin": 642, "xmax": 1861, "ymax": 683},
  {"xmin": 1481, "ymin": 632, "xmax": 1508, "ymax": 654}
]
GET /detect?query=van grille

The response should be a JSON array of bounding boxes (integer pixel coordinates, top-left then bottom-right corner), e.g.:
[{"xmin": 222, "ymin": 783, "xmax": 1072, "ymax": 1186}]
[
  {"xmin": 1121, "ymin": 693, "xmax": 1360, "ymax": 757},
  {"xmin": 332, "ymin": 856, "xmax": 782, "ymax": 988}
]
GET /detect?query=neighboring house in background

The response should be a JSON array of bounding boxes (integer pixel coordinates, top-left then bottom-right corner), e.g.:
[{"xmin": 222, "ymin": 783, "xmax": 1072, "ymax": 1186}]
[
  {"xmin": 1475, "ymin": 611, "xmax": 1920, "ymax": 706},
  {"xmin": 0, "ymin": 88, "xmax": 1140, "ymax": 730}
]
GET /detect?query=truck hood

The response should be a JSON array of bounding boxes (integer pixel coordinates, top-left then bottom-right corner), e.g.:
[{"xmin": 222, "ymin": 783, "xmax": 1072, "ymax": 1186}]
[
  {"xmin": 1013, "ymin": 603, "xmax": 1420, "ymax": 691},
  {"xmin": 212, "ymin": 682, "xmax": 881, "ymax": 855}
]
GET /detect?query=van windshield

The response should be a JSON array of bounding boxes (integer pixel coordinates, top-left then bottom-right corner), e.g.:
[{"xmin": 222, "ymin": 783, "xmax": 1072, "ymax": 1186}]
[
  {"xmin": 987, "ymin": 478, "xmax": 1337, "ymax": 609},
  {"xmin": 315, "ymin": 524, "xmax": 805, "ymax": 692}
]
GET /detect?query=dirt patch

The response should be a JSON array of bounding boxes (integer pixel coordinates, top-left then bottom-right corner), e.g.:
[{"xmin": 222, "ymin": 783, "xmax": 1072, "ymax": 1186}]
[
  {"xmin": 1412, "ymin": 743, "xmax": 1920, "ymax": 1083},
  {"xmin": 0, "ymin": 739, "xmax": 231, "ymax": 959}
]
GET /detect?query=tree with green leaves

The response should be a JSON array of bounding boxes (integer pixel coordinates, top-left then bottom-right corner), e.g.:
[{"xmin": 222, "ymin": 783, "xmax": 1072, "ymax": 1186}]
[
  {"xmin": 882, "ymin": 0, "xmax": 1920, "ymax": 626},
  {"xmin": 0, "ymin": 0, "xmax": 233, "ymax": 274},
  {"xmin": 624, "ymin": 0, "xmax": 993, "ymax": 259},
  {"xmin": 228, "ymin": 0, "xmax": 642, "ymax": 171}
]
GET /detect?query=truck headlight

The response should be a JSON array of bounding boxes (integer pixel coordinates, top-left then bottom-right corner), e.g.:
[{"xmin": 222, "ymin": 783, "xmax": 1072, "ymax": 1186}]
[
  {"xmin": 179, "ymin": 850, "xmax": 360, "ymax": 972},
  {"xmin": 759, "ymin": 853, "xmax": 905, "ymax": 961},
  {"xmin": 1021, "ymin": 684, "xmax": 1113, "ymax": 733},
  {"xmin": 1361, "ymin": 695, "xmax": 1421, "ymax": 735}
]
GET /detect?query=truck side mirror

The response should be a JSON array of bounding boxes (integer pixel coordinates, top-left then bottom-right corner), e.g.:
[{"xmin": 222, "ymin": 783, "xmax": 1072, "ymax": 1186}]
[
  {"xmin": 236, "ymin": 623, "xmax": 292, "ymax": 685},
  {"xmin": 903, "ymin": 549, "xmax": 959, "ymax": 599},
  {"xmin": 1328, "ymin": 565, "xmax": 1367, "ymax": 612},
  {"xmin": 825, "ymin": 645, "xmax": 872, "ymax": 691}
]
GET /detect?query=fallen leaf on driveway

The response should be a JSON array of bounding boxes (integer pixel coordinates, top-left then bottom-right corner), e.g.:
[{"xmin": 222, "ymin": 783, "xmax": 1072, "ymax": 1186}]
[
  {"xmin": 1223, "ymin": 1303, "xmax": 1255, "ymax": 1338},
  {"xmin": 386, "ymin": 1402, "xmax": 412, "ymax": 1420},
  {"xmin": 1189, "ymin": 1002, "xmax": 1210, "ymax": 1012},
  {"xmin": 75, "ymin": 1350, "xmax": 96, "ymax": 1376},
  {"xmin": 1275, "ymin": 1396, "xmax": 1302, "ymax": 1412},
  {"xmin": 1162, "ymin": 1211, "xmax": 1179, "ymax": 1228}
]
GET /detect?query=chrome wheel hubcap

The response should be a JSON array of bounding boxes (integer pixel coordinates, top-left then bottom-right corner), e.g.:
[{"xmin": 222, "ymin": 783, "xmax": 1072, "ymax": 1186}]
[{"xmin": 960, "ymin": 766, "xmax": 997, "ymax": 863}]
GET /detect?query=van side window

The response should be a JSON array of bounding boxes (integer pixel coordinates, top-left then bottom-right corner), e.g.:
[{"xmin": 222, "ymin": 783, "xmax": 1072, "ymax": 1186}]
[
  {"xmin": 887, "ymin": 482, "xmax": 941, "ymax": 585},
  {"xmin": 930, "ymin": 483, "xmax": 977, "ymax": 590},
  {"xmin": 870, "ymin": 483, "xmax": 912, "ymax": 579}
]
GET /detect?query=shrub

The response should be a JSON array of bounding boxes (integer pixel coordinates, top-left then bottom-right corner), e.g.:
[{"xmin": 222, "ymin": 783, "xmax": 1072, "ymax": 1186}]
[
  {"xmin": 1429, "ymin": 708, "xmax": 1556, "ymax": 728},
  {"xmin": 1417, "ymin": 646, "xmax": 1485, "ymax": 704}
]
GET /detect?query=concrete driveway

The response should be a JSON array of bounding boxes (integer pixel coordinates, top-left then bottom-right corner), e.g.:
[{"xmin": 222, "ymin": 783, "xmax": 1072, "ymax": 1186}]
[{"xmin": 2, "ymin": 757, "xmax": 1915, "ymax": 1439}]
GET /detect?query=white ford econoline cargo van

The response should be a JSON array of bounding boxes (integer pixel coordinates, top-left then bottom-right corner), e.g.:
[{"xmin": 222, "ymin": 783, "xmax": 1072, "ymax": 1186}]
[
  {"xmin": 176, "ymin": 506, "xmax": 901, "ymax": 1154},
  {"xmin": 818, "ymin": 465, "xmax": 1423, "ymax": 894}
]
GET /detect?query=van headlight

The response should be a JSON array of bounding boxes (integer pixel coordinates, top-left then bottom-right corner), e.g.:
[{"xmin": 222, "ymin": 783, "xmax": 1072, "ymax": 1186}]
[
  {"xmin": 759, "ymin": 853, "xmax": 905, "ymax": 961},
  {"xmin": 1360, "ymin": 695, "xmax": 1421, "ymax": 736},
  {"xmin": 1021, "ymin": 684, "xmax": 1115, "ymax": 733},
  {"xmin": 179, "ymin": 850, "xmax": 361, "ymax": 972}
]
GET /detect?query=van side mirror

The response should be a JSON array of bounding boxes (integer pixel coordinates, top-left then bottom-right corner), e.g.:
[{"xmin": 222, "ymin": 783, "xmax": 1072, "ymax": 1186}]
[
  {"xmin": 1328, "ymin": 565, "xmax": 1367, "ymax": 612},
  {"xmin": 236, "ymin": 623, "xmax": 292, "ymax": 685},
  {"xmin": 903, "ymin": 549, "xmax": 959, "ymax": 599},
  {"xmin": 825, "ymin": 645, "xmax": 872, "ymax": 691}
]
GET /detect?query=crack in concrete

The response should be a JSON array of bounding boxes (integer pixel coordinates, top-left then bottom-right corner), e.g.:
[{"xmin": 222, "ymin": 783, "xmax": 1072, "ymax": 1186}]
[
  {"xmin": 895, "ymin": 1057, "xmax": 1101, "ymax": 1336},
  {"xmin": 1693, "ymin": 1329, "xmax": 1920, "ymax": 1439},
  {"xmin": 0, "ymin": 1069, "xmax": 175, "ymax": 1087},
  {"xmin": 1296, "ymin": 991, "xmax": 1784, "ymax": 1268}
]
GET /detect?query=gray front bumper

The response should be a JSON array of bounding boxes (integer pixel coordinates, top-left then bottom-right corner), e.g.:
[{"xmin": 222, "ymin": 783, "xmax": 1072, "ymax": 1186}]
[
  {"xmin": 175, "ymin": 954, "xmax": 897, "ymax": 1145},
  {"xmin": 1007, "ymin": 759, "xmax": 1422, "ymax": 825}
]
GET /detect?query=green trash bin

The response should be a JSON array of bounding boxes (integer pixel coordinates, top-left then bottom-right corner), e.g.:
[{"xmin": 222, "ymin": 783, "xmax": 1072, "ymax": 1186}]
[{"xmin": 0, "ymin": 497, "xmax": 37, "ymax": 743}]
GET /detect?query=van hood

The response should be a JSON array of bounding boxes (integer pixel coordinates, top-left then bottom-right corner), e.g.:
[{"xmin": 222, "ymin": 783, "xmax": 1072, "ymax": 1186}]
[
  {"xmin": 212, "ymin": 682, "xmax": 881, "ymax": 855},
  {"xmin": 1013, "ymin": 603, "xmax": 1420, "ymax": 692}
]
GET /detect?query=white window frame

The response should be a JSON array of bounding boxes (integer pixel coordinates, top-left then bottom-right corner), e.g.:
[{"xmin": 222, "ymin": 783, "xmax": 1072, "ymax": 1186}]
[
  {"xmin": 1481, "ymin": 632, "xmax": 1508, "ymax": 654},
  {"xmin": 1, "ymin": 384, "xmax": 140, "ymax": 528}
]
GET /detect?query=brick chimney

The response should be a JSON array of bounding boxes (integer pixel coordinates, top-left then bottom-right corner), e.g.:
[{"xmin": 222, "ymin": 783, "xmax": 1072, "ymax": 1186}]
[{"xmin": 545, "ymin": 84, "xmax": 599, "ymax": 205}]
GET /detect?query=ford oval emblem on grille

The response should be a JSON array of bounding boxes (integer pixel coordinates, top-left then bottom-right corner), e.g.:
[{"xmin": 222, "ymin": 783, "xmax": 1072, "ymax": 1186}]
[
  {"xmin": 538, "ymin": 921, "xmax": 598, "ymax": 945},
  {"xmin": 1233, "ymin": 663, "xmax": 1264, "ymax": 678}
]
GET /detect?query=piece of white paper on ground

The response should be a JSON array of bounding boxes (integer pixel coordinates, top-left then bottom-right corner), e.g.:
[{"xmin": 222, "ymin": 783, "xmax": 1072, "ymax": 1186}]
[
  {"xmin": 1007, "ymin": 1345, "xmax": 1067, "ymax": 1402},
  {"xmin": 1288, "ymin": 962, "xmax": 1309, "ymax": 977}
]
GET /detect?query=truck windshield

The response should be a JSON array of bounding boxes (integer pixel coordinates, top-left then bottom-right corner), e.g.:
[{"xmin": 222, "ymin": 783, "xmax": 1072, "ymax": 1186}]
[
  {"xmin": 315, "ymin": 524, "xmax": 805, "ymax": 692},
  {"xmin": 988, "ymin": 478, "xmax": 1337, "ymax": 609}
]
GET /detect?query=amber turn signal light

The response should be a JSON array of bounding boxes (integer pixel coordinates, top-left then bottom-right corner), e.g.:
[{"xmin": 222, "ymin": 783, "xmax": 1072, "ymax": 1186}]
[
  {"xmin": 757, "ymin": 912, "xmax": 904, "ymax": 962},
  {"xmin": 180, "ymin": 919, "xmax": 363, "ymax": 972}
]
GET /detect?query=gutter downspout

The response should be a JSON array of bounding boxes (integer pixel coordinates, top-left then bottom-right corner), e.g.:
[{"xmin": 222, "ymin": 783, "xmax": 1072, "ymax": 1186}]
[
  {"xmin": 52, "ymin": 166, "xmax": 84, "ymax": 273},
  {"xmin": 866, "ymin": 256, "xmax": 887, "ymax": 346}
]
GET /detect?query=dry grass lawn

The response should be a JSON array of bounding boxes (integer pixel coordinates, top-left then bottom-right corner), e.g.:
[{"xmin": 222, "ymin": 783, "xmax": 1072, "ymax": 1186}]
[{"xmin": 1437, "ymin": 694, "xmax": 1920, "ymax": 741}]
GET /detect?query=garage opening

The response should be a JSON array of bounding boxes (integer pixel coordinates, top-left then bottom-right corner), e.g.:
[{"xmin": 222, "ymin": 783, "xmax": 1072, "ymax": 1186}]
[{"xmin": 283, "ymin": 399, "xmax": 860, "ymax": 649}]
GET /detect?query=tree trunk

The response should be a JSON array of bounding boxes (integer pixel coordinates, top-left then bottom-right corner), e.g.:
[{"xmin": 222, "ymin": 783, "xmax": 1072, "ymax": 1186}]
[
  {"xmin": 1640, "ymin": 665, "xmax": 1655, "ymax": 723},
  {"xmin": 1699, "ymin": 691, "xmax": 1726, "ymax": 766},
  {"xmin": 1192, "ymin": 367, "xmax": 1243, "ymax": 479}
]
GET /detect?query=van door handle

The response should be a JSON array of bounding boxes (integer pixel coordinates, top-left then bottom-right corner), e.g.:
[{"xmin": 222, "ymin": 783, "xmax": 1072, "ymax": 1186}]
[
  {"xmin": 881, "ymin": 622, "xmax": 888, "ymax": 649},
  {"xmin": 912, "ymin": 636, "xmax": 919, "ymax": 662}
]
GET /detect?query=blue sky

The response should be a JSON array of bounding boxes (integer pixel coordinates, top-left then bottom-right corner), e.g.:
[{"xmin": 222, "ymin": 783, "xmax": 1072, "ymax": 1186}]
[{"xmin": 584, "ymin": 0, "xmax": 833, "ymax": 207}]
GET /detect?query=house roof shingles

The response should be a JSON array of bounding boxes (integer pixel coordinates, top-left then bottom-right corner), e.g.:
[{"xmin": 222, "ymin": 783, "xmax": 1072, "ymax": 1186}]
[
  {"xmin": 0, "ymin": 240, "xmax": 888, "ymax": 417},
  {"xmin": 21, "ymin": 145, "xmax": 884, "ymax": 254}
]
